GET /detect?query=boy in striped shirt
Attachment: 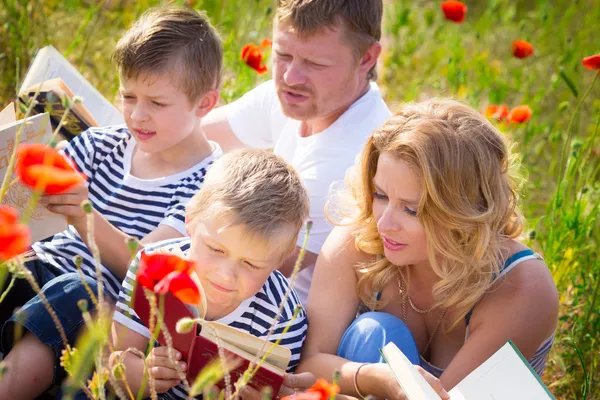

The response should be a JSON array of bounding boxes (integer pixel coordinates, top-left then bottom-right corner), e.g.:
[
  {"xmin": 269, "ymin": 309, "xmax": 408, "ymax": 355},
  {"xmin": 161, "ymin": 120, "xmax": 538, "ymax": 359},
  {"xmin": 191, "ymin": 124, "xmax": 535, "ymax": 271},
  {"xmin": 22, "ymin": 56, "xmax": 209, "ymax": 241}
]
[
  {"xmin": 0, "ymin": 6, "xmax": 224, "ymax": 398},
  {"xmin": 111, "ymin": 149, "xmax": 310, "ymax": 399}
]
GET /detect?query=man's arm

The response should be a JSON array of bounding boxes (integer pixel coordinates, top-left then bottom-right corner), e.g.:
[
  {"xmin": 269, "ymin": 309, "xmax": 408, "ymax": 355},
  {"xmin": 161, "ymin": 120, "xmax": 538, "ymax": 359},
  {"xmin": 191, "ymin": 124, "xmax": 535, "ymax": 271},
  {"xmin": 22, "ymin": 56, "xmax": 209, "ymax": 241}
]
[{"xmin": 201, "ymin": 105, "xmax": 247, "ymax": 152}]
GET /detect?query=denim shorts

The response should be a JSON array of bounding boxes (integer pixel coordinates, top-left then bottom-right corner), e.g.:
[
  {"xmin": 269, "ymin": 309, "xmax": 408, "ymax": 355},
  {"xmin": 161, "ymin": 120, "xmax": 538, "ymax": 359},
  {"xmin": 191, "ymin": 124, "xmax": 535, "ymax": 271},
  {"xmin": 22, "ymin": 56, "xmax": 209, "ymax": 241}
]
[{"xmin": 1, "ymin": 271, "xmax": 102, "ymax": 385}]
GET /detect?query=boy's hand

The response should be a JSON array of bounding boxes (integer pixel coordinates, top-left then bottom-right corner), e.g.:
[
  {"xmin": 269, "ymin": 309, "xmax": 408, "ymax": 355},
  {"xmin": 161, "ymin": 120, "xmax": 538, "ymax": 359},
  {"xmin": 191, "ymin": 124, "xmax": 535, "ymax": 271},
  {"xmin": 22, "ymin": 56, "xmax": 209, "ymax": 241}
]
[
  {"xmin": 39, "ymin": 182, "xmax": 89, "ymax": 226},
  {"xmin": 146, "ymin": 346, "xmax": 187, "ymax": 393}
]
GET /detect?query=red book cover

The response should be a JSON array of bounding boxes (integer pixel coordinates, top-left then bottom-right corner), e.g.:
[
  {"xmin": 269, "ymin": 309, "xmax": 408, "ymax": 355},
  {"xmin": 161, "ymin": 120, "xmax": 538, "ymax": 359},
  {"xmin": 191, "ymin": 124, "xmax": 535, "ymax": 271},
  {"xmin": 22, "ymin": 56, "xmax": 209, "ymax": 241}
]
[{"xmin": 132, "ymin": 284, "xmax": 286, "ymax": 394}]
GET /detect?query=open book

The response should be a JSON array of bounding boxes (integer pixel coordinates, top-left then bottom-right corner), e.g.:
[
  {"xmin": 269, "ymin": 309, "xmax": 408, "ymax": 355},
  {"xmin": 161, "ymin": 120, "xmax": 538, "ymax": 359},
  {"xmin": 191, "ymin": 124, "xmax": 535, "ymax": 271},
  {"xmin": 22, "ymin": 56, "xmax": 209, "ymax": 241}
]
[
  {"xmin": 381, "ymin": 342, "xmax": 555, "ymax": 400},
  {"xmin": 18, "ymin": 45, "xmax": 124, "ymax": 140},
  {"xmin": 0, "ymin": 103, "xmax": 68, "ymax": 242},
  {"xmin": 132, "ymin": 282, "xmax": 291, "ymax": 394}
]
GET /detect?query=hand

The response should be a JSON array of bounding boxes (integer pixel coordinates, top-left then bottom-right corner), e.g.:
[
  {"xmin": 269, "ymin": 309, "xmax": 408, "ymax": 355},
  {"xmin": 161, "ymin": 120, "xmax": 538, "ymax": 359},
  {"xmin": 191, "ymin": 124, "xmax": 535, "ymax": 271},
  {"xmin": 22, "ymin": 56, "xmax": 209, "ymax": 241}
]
[
  {"xmin": 146, "ymin": 346, "xmax": 187, "ymax": 394},
  {"xmin": 39, "ymin": 182, "xmax": 89, "ymax": 226},
  {"xmin": 377, "ymin": 363, "xmax": 449, "ymax": 400},
  {"xmin": 238, "ymin": 372, "xmax": 317, "ymax": 400}
]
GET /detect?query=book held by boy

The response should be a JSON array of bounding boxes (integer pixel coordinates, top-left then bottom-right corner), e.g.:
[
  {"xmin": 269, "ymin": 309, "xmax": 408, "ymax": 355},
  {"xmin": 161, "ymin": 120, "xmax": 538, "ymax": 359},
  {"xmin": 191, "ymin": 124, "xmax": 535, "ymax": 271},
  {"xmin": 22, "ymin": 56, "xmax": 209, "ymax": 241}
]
[
  {"xmin": 0, "ymin": 103, "xmax": 68, "ymax": 242},
  {"xmin": 132, "ymin": 280, "xmax": 291, "ymax": 394},
  {"xmin": 381, "ymin": 341, "xmax": 555, "ymax": 400},
  {"xmin": 18, "ymin": 45, "xmax": 124, "ymax": 140}
]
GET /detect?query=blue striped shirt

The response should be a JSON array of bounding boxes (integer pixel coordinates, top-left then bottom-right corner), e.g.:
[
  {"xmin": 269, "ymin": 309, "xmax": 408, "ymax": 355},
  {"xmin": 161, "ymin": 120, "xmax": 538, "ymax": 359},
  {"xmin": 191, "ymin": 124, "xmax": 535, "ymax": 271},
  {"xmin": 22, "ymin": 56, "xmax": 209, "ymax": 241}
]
[
  {"xmin": 32, "ymin": 126, "xmax": 221, "ymax": 299},
  {"xmin": 113, "ymin": 238, "xmax": 308, "ymax": 399}
]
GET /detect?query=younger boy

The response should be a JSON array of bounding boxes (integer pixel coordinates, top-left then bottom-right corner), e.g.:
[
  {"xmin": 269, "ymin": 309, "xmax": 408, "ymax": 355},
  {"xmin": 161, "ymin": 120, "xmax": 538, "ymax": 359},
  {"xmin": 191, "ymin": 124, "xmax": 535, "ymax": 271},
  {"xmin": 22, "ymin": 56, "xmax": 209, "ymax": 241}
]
[
  {"xmin": 111, "ymin": 149, "xmax": 310, "ymax": 399},
  {"xmin": 0, "ymin": 6, "xmax": 223, "ymax": 398}
]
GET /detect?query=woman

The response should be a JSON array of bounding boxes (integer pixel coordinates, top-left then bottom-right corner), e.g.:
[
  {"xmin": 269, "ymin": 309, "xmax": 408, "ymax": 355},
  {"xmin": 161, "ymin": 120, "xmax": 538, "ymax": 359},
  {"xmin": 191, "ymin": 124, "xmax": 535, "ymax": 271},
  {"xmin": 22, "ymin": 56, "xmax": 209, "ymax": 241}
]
[{"xmin": 296, "ymin": 99, "xmax": 559, "ymax": 399}]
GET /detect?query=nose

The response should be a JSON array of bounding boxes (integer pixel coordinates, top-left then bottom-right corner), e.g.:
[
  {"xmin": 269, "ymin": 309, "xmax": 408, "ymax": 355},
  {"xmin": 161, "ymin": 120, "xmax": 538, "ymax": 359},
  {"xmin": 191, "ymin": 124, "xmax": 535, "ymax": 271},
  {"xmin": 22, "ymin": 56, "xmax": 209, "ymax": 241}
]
[
  {"xmin": 283, "ymin": 60, "xmax": 308, "ymax": 88},
  {"xmin": 215, "ymin": 261, "xmax": 236, "ymax": 283},
  {"xmin": 377, "ymin": 204, "xmax": 402, "ymax": 235},
  {"xmin": 130, "ymin": 103, "xmax": 149, "ymax": 122}
]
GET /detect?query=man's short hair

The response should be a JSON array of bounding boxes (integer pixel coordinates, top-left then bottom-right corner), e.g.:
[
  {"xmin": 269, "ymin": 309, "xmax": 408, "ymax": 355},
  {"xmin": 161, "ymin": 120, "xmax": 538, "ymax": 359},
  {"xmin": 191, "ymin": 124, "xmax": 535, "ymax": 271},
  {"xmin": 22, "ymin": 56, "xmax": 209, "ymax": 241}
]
[
  {"xmin": 276, "ymin": 0, "xmax": 383, "ymax": 80},
  {"xmin": 186, "ymin": 149, "xmax": 310, "ymax": 262},
  {"xmin": 112, "ymin": 6, "xmax": 223, "ymax": 103}
]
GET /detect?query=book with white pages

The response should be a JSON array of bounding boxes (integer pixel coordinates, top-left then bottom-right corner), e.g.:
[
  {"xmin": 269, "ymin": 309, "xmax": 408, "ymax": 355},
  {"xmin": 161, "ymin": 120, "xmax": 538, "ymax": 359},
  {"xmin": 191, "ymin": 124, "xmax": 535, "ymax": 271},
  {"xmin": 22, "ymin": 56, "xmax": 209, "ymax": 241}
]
[
  {"xmin": 0, "ymin": 103, "xmax": 68, "ymax": 242},
  {"xmin": 381, "ymin": 341, "xmax": 555, "ymax": 400},
  {"xmin": 19, "ymin": 45, "xmax": 124, "ymax": 128}
]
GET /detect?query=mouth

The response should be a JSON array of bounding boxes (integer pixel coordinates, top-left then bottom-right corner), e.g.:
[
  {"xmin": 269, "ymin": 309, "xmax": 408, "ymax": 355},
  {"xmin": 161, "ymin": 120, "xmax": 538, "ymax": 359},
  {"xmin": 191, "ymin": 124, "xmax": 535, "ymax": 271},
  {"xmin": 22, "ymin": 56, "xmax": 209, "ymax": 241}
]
[
  {"xmin": 209, "ymin": 281, "xmax": 235, "ymax": 294},
  {"xmin": 279, "ymin": 87, "xmax": 310, "ymax": 104},
  {"xmin": 133, "ymin": 128, "xmax": 156, "ymax": 141},
  {"xmin": 382, "ymin": 236, "xmax": 407, "ymax": 251}
]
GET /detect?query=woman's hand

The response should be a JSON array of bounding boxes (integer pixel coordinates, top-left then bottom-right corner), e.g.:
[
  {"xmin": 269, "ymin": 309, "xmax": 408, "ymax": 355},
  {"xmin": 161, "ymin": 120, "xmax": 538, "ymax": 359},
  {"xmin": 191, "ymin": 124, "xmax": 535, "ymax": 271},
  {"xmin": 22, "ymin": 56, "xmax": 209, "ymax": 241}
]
[
  {"xmin": 238, "ymin": 372, "xmax": 317, "ymax": 399},
  {"xmin": 146, "ymin": 346, "xmax": 186, "ymax": 394},
  {"xmin": 368, "ymin": 363, "xmax": 449, "ymax": 400}
]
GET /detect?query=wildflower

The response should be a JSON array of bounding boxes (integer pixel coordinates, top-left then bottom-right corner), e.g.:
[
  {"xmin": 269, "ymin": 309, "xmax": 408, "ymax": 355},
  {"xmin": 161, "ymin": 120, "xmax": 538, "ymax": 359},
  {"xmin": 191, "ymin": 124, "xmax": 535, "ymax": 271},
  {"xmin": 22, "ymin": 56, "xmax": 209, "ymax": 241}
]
[
  {"xmin": 441, "ymin": 1, "xmax": 468, "ymax": 23},
  {"xmin": 241, "ymin": 43, "xmax": 268, "ymax": 74},
  {"xmin": 582, "ymin": 54, "xmax": 600, "ymax": 70},
  {"xmin": 512, "ymin": 40, "xmax": 534, "ymax": 59},
  {"xmin": 485, "ymin": 105, "xmax": 509, "ymax": 122},
  {"xmin": 87, "ymin": 369, "xmax": 109, "ymax": 399},
  {"xmin": 16, "ymin": 143, "xmax": 86, "ymax": 195},
  {"xmin": 60, "ymin": 346, "xmax": 78, "ymax": 377},
  {"xmin": 508, "ymin": 105, "xmax": 532, "ymax": 123},
  {"xmin": 137, "ymin": 252, "xmax": 202, "ymax": 305},
  {"xmin": 281, "ymin": 379, "xmax": 340, "ymax": 400},
  {"xmin": 260, "ymin": 38, "xmax": 272, "ymax": 48},
  {"xmin": 0, "ymin": 206, "xmax": 30, "ymax": 261}
]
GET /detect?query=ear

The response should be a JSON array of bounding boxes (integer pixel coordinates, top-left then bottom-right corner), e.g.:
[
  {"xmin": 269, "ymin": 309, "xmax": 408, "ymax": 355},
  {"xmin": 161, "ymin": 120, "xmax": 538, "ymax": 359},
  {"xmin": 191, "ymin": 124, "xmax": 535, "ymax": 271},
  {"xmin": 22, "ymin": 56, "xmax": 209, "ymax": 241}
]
[
  {"xmin": 358, "ymin": 42, "xmax": 382, "ymax": 77},
  {"xmin": 193, "ymin": 89, "xmax": 220, "ymax": 118}
]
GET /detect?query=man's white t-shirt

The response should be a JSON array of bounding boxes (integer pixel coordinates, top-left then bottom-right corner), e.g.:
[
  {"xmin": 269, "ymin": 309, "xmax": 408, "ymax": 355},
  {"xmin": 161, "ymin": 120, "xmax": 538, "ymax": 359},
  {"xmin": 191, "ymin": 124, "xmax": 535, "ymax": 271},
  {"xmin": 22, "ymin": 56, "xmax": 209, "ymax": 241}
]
[{"xmin": 227, "ymin": 80, "xmax": 391, "ymax": 304}]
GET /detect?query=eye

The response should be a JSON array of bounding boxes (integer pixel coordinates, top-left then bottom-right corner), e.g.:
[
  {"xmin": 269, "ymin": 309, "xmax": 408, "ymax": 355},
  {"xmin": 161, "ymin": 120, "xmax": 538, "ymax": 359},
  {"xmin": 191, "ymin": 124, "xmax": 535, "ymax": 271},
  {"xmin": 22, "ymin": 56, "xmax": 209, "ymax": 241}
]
[
  {"xmin": 404, "ymin": 207, "xmax": 417, "ymax": 217},
  {"xmin": 373, "ymin": 191, "xmax": 387, "ymax": 200},
  {"xmin": 245, "ymin": 261, "xmax": 262, "ymax": 271},
  {"xmin": 206, "ymin": 244, "xmax": 224, "ymax": 254},
  {"xmin": 121, "ymin": 95, "xmax": 135, "ymax": 101},
  {"xmin": 152, "ymin": 101, "xmax": 167, "ymax": 108},
  {"xmin": 275, "ymin": 52, "xmax": 292, "ymax": 60},
  {"xmin": 307, "ymin": 61, "xmax": 327, "ymax": 69}
]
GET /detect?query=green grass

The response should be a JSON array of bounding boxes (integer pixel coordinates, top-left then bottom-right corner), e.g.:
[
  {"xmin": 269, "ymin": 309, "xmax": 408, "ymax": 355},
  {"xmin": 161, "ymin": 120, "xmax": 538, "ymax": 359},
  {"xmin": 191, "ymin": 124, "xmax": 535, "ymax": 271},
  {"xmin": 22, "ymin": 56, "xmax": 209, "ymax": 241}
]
[{"xmin": 1, "ymin": 0, "xmax": 599, "ymax": 398}]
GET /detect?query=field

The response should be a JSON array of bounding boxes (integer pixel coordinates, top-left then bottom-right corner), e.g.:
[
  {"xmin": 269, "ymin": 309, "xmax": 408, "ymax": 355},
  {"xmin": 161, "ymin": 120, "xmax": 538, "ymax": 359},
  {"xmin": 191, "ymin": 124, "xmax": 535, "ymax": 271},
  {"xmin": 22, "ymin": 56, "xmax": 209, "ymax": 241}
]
[{"xmin": 1, "ymin": 0, "xmax": 599, "ymax": 398}]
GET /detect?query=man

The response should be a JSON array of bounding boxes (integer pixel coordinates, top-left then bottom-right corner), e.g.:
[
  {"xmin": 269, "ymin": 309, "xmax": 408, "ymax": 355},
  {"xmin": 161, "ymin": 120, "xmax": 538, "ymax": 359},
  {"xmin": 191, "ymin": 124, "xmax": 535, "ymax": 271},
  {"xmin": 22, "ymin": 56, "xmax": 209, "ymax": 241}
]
[{"xmin": 203, "ymin": 0, "xmax": 391, "ymax": 305}]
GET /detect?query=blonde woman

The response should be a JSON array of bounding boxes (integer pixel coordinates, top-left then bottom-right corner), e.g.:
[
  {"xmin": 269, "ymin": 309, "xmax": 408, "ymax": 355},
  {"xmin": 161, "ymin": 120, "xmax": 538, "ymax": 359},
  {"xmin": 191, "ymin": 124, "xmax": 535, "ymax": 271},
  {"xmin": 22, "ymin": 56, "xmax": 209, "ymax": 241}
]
[{"xmin": 296, "ymin": 99, "xmax": 559, "ymax": 399}]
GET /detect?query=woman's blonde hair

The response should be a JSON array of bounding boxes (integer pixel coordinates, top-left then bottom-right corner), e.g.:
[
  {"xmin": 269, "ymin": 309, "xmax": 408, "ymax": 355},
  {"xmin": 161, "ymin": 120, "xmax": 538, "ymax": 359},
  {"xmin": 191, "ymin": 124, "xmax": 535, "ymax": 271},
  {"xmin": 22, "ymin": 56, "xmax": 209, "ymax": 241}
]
[{"xmin": 334, "ymin": 98, "xmax": 525, "ymax": 330}]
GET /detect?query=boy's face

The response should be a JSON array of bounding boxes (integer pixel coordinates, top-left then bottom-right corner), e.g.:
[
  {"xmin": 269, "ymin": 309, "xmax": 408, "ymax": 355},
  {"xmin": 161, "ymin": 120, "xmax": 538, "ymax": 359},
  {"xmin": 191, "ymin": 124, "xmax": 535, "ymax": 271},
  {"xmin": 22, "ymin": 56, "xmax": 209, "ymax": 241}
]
[
  {"xmin": 187, "ymin": 214, "xmax": 287, "ymax": 320},
  {"xmin": 119, "ymin": 73, "xmax": 205, "ymax": 155}
]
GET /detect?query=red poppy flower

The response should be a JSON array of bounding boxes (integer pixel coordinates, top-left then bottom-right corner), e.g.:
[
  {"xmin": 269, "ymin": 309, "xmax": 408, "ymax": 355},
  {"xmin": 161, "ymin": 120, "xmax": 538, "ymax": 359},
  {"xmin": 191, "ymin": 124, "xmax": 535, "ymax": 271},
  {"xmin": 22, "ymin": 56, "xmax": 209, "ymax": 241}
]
[
  {"xmin": 582, "ymin": 54, "xmax": 600, "ymax": 70},
  {"xmin": 281, "ymin": 379, "xmax": 340, "ymax": 400},
  {"xmin": 512, "ymin": 40, "xmax": 534, "ymax": 59},
  {"xmin": 441, "ymin": 1, "xmax": 468, "ymax": 23},
  {"xmin": 508, "ymin": 105, "xmax": 532, "ymax": 123},
  {"xmin": 260, "ymin": 38, "xmax": 272, "ymax": 48},
  {"xmin": 241, "ymin": 43, "xmax": 268, "ymax": 74},
  {"xmin": 137, "ymin": 252, "xmax": 201, "ymax": 305},
  {"xmin": 16, "ymin": 144, "xmax": 86, "ymax": 195},
  {"xmin": 485, "ymin": 105, "xmax": 509, "ymax": 122},
  {"xmin": 0, "ymin": 205, "xmax": 30, "ymax": 261}
]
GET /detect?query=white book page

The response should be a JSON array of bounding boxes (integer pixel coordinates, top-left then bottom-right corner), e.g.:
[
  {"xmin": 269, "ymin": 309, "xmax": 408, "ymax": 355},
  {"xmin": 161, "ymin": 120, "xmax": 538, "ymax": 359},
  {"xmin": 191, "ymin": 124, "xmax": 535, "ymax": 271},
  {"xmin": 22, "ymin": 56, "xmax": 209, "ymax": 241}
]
[
  {"xmin": 381, "ymin": 342, "xmax": 439, "ymax": 400},
  {"xmin": 449, "ymin": 342, "xmax": 555, "ymax": 400},
  {"xmin": 0, "ymin": 103, "xmax": 16, "ymax": 128},
  {"xmin": 0, "ymin": 113, "xmax": 68, "ymax": 242},
  {"xmin": 20, "ymin": 46, "xmax": 124, "ymax": 127}
]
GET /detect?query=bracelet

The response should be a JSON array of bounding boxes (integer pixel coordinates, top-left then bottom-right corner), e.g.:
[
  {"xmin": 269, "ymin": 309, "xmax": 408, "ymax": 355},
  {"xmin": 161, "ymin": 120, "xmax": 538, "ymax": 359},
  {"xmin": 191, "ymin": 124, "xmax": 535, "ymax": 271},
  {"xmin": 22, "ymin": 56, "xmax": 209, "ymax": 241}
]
[{"xmin": 353, "ymin": 363, "xmax": 368, "ymax": 398}]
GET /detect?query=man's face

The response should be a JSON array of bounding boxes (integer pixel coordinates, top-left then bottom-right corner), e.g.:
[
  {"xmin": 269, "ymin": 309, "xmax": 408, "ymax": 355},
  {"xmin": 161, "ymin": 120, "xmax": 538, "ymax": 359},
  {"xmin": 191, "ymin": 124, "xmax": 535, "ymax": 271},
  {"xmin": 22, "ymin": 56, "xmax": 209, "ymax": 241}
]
[{"xmin": 272, "ymin": 23, "xmax": 365, "ymax": 123}]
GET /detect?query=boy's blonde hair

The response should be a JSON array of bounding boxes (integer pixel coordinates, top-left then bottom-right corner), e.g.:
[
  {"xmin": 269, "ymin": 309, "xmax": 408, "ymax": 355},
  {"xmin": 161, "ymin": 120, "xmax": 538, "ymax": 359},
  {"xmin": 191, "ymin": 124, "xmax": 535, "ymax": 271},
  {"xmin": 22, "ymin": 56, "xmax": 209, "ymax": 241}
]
[
  {"xmin": 334, "ymin": 98, "xmax": 525, "ymax": 330},
  {"xmin": 186, "ymin": 149, "xmax": 310, "ymax": 263},
  {"xmin": 112, "ymin": 6, "xmax": 223, "ymax": 104},
  {"xmin": 276, "ymin": 0, "xmax": 382, "ymax": 80}
]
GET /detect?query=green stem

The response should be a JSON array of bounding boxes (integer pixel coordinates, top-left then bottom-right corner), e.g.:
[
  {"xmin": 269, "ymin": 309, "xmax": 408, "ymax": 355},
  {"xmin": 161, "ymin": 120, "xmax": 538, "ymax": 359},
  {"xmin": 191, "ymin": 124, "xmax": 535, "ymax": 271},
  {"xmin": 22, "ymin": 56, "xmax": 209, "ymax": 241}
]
[{"xmin": 0, "ymin": 274, "xmax": 17, "ymax": 304}]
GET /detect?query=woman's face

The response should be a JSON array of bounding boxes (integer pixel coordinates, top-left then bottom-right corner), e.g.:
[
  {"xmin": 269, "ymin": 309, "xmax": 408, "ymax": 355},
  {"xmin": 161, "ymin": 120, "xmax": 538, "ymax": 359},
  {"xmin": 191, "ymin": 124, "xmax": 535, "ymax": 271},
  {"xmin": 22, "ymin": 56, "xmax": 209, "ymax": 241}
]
[{"xmin": 371, "ymin": 152, "xmax": 429, "ymax": 267}]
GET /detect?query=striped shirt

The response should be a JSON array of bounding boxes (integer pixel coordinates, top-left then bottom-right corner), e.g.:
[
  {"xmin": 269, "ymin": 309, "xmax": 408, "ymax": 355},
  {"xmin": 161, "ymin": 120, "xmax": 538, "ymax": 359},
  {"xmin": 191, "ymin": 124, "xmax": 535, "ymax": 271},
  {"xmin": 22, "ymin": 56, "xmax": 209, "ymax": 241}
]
[
  {"xmin": 32, "ymin": 126, "xmax": 222, "ymax": 299},
  {"xmin": 113, "ymin": 238, "xmax": 308, "ymax": 399}
]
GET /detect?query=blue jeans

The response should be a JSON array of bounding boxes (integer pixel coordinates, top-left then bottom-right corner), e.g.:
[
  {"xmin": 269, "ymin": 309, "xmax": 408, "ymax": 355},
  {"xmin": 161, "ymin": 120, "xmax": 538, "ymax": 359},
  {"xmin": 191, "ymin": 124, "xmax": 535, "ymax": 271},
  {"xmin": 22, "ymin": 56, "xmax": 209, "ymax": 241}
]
[
  {"xmin": 337, "ymin": 311, "xmax": 420, "ymax": 365},
  {"xmin": 1, "ymin": 272, "xmax": 102, "ymax": 388}
]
